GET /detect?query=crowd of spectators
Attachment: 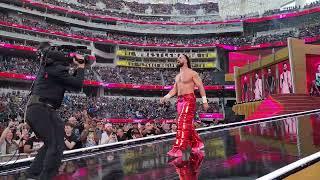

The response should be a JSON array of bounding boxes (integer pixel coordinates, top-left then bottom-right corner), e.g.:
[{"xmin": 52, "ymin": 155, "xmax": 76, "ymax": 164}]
[
  {"xmin": 1, "ymin": 10, "xmax": 320, "ymax": 48},
  {"xmin": 94, "ymin": 66, "xmax": 217, "ymax": 85},
  {"xmin": 0, "ymin": 57, "xmax": 39, "ymax": 75},
  {"xmin": 0, "ymin": 56, "xmax": 98, "ymax": 81},
  {"xmin": 0, "ymin": 90, "xmax": 220, "ymax": 157},
  {"xmin": 27, "ymin": 0, "xmax": 320, "ymax": 23},
  {"xmin": 40, "ymin": 0, "xmax": 219, "ymax": 16},
  {"xmin": 0, "ymin": 11, "xmax": 215, "ymax": 45},
  {"xmin": 0, "ymin": 55, "xmax": 218, "ymax": 85},
  {"xmin": 254, "ymin": 31, "xmax": 296, "ymax": 44},
  {"xmin": 60, "ymin": 94, "xmax": 220, "ymax": 120},
  {"xmin": 0, "ymin": 34, "xmax": 37, "ymax": 48},
  {"xmin": 127, "ymin": 21, "xmax": 320, "ymax": 46},
  {"xmin": 0, "ymin": 116, "xmax": 180, "ymax": 156},
  {"xmin": 119, "ymin": 67, "xmax": 162, "ymax": 85},
  {"xmin": 4, "ymin": 13, "xmax": 320, "ymax": 47},
  {"xmin": 299, "ymin": 24, "xmax": 320, "ymax": 38},
  {"xmin": 0, "ymin": 91, "xmax": 220, "ymax": 123},
  {"xmin": 0, "ymin": 91, "xmax": 26, "ymax": 124},
  {"xmin": 161, "ymin": 68, "xmax": 176, "ymax": 85},
  {"xmin": 304, "ymin": 0, "xmax": 320, "ymax": 9},
  {"xmin": 262, "ymin": 6, "xmax": 300, "ymax": 16},
  {"xmin": 225, "ymin": 2, "xmax": 320, "ymax": 20},
  {"xmin": 0, "ymin": 12, "xmax": 90, "ymax": 46},
  {"xmin": 225, "ymin": 12, "xmax": 260, "ymax": 20},
  {"xmin": 93, "ymin": 66, "xmax": 123, "ymax": 83}
]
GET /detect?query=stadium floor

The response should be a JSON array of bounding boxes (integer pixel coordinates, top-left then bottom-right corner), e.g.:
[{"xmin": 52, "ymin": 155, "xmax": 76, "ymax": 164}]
[{"xmin": 1, "ymin": 113, "xmax": 320, "ymax": 179}]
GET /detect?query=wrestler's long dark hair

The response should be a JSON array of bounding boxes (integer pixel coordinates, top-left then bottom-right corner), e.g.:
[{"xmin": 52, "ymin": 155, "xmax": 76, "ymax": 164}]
[{"xmin": 183, "ymin": 54, "xmax": 191, "ymax": 69}]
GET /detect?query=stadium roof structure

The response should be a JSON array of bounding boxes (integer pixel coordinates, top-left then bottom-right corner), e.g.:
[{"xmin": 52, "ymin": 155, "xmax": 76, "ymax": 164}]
[
  {"xmin": 123, "ymin": 0, "xmax": 218, "ymax": 5},
  {"xmin": 218, "ymin": 0, "xmax": 299, "ymax": 17}
]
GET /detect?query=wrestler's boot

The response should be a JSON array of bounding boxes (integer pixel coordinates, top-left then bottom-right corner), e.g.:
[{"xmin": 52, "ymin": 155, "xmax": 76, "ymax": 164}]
[{"xmin": 167, "ymin": 128, "xmax": 183, "ymax": 157}]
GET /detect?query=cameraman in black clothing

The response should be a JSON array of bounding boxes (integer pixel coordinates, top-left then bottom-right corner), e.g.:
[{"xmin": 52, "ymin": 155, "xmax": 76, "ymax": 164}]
[{"xmin": 25, "ymin": 43, "xmax": 86, "ymax": 180}]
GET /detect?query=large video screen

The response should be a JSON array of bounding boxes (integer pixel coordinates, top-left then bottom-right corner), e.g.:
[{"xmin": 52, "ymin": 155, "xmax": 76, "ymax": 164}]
[
  {"xmin": 238, "ymin": 60, "xmax": 294, "ymax": 103},
  {"xmin": 306, "ymin": 55, "xmax": 320, "ymax": 96}
]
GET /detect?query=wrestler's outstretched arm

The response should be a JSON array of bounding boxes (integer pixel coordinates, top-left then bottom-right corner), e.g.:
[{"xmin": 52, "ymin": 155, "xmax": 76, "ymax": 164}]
[
  {"xmin": 193, "ymin": 72, "xmax": 209, "ymax": 111},
  {"xmin": 160, "ymin": 82, "xmax": 177, "ymax": 104}
]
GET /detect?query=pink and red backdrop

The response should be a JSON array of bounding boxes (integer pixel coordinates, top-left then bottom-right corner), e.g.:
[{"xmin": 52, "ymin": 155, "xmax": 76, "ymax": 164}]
[{"xmin": 229, "ymin": 52, "xmax": 260, "ymax": 73}]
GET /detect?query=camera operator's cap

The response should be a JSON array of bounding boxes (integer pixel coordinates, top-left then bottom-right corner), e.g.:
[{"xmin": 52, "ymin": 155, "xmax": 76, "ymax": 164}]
[{"xmin": 84, "ymin": 54, "xmax": 96, "ymax": 67}]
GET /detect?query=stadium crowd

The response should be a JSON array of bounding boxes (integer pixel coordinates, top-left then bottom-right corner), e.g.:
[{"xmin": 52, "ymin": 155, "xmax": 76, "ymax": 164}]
[
  {"xmin": 93, "ymin": 66, "xmax": 123, "ymax": 83},
  {"xmin": 22, "ymin": 0, "xmax": 320, "ymax": 22},
  {"xmin": 4, "ymin": 0, "xmax": 320, "ymax": 171},
  {"xmin": 0, "ymin": 37, "xmax": 37, "ymax": 48},
  {"xmin": 0, "ymin": 90, "xmax": 219, "ymax": 156},
  {"xmin": 0, "ymin": 56, "xmax": 98, "ymax": 81},
  {"xmin": 0, "ymin": 90, "xmax": 220, "ymax": 122},
  {"xmin": 0, "ymin": 57, "xmax": 39, "ymax": 76},
  {"xmin": 40, "ymin": 0, "xmax": 219, "ymax": 16},
  {"xmin": 226, "ymin": 1, "xmax": 320, "ymax": 20},
  {"xmin": 118, "ymin": 67, "xmax": 162, "ymax": 85},
  {"xmin": 304, "ymin": 0, "xmax": 320, "ymax": 9},
  {"xmin": 0, "ymin": 11, "xmax": 320, "ymax": 47},
  {"xmin": 0, "ymin": 56, "xmax": 218, "ymax": 85},
  {"xmin": 262, "ymin": 6, "xmax": 300, "ymax": 16},
  {"xmin": 0, "ymin": 117, "xmax": 179, "ymax": 155},
  {"xmin": 1, "ymin": 11, "xmax": 320, "ymax": 48},
  {"xmin": 299, "ymin": 24, "xmax": 320, "ymax": 38},
  {"xmin": 254, "ymin": 31, "xmax": 296, "ymax": 44}
]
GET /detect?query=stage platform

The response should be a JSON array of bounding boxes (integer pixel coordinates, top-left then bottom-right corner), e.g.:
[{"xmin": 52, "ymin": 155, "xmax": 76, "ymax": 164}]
[{"xmin": 1, "ymin": 111, "xmax": 320, "ymax": 179}]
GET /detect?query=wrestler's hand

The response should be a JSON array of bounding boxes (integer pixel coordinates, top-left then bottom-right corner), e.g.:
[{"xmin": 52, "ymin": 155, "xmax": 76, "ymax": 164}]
[
  {"xmin": 203, "ymin": 103, "xmax": 209, "ymax": 111},
  {"xmin": 160, "ymin": 97, "xmax": 168, "ymax": 104}
]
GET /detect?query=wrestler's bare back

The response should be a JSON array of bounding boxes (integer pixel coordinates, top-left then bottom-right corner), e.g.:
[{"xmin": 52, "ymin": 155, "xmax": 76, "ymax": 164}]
[{"xmin": 175, "ymin": 69, "xmax": 197, "ymax": 96}]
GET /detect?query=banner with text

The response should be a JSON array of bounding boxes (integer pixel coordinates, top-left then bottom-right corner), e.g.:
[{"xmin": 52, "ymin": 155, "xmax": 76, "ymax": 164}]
[
  {"xmin": 116, "ymin": 60, "xmax": 216, "ymax": 69},
  {"xmin": 116, "ymin": 50, "xmax": 217, "ymax": 59}
]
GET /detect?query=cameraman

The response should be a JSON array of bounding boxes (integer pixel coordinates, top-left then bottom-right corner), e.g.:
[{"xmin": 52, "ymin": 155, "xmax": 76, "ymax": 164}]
[{"xmin": 25, "ymin": 44, "xmax": 85, "ymax": 180}]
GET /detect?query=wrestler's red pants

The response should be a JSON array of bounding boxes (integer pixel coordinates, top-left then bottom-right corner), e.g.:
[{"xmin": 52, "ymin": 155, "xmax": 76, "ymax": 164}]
[{"xmin": 172, "ymin": 93, "xmax": 203, "ymax": 150}]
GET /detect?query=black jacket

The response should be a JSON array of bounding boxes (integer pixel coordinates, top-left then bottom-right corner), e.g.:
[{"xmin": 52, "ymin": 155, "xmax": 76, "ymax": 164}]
[{"xmin": 32, "ymin": 62, "xmax": 85, "ymax": 109}]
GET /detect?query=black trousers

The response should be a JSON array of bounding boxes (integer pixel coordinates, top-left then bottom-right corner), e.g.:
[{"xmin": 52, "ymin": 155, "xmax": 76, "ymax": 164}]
[{"xmin": 25, "ymin": 104, "xmax": 64, "ymax": 180}]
